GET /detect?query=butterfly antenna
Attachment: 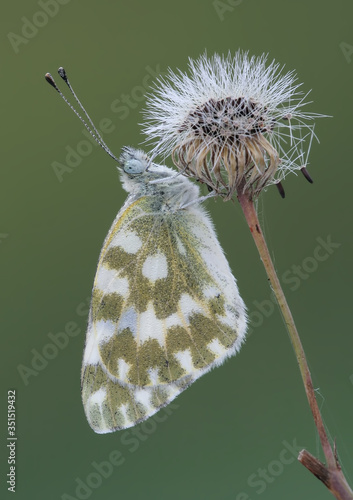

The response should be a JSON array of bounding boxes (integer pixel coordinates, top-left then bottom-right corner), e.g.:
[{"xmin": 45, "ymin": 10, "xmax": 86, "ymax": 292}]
[
  {"xmin": 45, "ymin": 69, "xmax": 119, "ymax": 163},
  {"xmin": 57, "ymin": 67, "xmax": 106, "ymax": 145}
]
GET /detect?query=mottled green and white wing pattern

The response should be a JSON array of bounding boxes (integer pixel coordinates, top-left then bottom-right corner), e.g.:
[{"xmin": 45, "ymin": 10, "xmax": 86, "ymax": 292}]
[{"xmin": 81, "ymin": 193, "xmax": 246, "ymax": 433}]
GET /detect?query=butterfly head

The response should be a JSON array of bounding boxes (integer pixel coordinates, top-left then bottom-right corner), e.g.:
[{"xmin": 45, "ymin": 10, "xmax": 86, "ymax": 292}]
[
  {"xmin": 119, "ymin": 147, "xmax": 151, "ymax": 176},
  {"xmin": 118, "ymin": 146, "xmax": 186, "ymax": 194}
]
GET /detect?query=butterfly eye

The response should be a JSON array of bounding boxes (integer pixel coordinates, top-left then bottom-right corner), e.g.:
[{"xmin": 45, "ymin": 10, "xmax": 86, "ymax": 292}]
[{"xmin": 123, "ymin": 159, "xmax": 146, "ymax": 175}]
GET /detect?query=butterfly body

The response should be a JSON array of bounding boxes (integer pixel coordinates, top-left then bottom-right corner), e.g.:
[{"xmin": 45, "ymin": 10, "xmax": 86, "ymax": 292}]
[{"xmin": 81, "ymin": 148, "xmax": 247, "ymax": 433}]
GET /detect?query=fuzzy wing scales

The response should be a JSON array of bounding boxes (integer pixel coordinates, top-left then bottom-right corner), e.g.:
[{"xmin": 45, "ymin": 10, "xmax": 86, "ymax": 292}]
[{"xmin": 81, "ymin": 196, "xmax": 247, "ymax": 433}]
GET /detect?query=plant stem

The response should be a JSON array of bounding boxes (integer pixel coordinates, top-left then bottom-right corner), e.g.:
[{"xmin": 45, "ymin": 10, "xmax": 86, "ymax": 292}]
[{"xmin": 237, "ymin": 188, "xmax": 353, "ymax": 500}]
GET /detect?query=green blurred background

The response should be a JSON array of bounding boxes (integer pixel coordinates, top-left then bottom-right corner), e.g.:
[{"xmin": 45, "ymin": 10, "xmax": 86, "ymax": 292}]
[{"xmin": 1, "ymin": 0, "xmax": 352, "ymax": 498}]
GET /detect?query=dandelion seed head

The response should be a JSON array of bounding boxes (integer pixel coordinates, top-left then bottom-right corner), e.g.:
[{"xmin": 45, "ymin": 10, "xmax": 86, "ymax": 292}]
[{"xmin": 142, "ymin": 51, "xmax": 321, "ymax": 198}]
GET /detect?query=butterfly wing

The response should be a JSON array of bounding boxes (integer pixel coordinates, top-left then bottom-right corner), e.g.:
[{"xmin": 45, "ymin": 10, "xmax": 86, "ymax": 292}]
[{"xmin": 81, "ymin": 195, "xmax": 247, "ymax": 433}]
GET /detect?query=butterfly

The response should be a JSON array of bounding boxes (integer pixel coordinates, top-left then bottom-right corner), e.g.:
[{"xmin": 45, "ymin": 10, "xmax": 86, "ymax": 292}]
[
  {"xmin": 45, "ymin": 69, "xmax": 247, "ymax": 434},
  {"xmin": 81, "ymin": 148, "xmax": 247, "ymax": 433}
]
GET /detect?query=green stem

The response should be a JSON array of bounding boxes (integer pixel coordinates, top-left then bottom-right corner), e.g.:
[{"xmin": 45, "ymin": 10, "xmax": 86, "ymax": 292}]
[{"xmin": 237, "ymin": 189, "xmax": 353, "ymax": 500}]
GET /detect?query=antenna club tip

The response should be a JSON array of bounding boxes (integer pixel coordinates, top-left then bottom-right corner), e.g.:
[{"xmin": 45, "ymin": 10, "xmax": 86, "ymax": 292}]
[
  {"xmin": 45, "ymin": 73, "xmax": 57, "ymax": 89},
  {"xmin": 58, "ymin": 67, "xmax": 68, "ymax": 81}
]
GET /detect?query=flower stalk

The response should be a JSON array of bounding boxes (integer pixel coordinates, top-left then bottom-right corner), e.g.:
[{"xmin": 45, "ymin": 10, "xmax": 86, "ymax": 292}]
[{"xmin": 237, "ymin": 184, "xmax": 353, "ymax": 500}]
